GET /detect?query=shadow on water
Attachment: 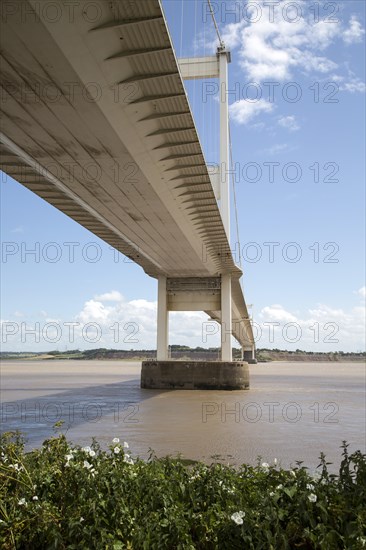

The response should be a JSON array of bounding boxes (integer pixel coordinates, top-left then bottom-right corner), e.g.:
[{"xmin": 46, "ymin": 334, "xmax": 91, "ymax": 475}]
[{"xmin": 1, "ymin": 377, "xmax": 165, "ymax": 448}]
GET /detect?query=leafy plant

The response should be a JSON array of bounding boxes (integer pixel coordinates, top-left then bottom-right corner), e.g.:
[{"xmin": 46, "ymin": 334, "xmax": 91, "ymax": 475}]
[{"xmin": 0, "ymin": 431, "xmax": 365, "ymax": 549}]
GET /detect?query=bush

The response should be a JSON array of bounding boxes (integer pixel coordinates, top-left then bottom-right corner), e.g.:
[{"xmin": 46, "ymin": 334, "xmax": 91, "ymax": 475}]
[{"xmin": 0, "ymin": 429, "xmax": 365, "ymax": 549}]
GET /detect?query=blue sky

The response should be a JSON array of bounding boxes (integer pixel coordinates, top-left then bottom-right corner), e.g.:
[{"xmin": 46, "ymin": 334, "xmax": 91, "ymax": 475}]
[{"xmin": 1, "ymin": 0, "xmax": 365, "ymax": 352}]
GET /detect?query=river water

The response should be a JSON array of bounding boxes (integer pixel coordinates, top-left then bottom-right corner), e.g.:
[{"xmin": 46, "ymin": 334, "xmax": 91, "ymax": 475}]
[{"xmin": 1, "ymin": 360, "xmax": 364, "ymax": 472}]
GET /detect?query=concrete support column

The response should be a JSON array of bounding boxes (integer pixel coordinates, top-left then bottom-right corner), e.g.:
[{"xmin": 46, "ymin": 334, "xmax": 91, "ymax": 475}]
[
  {"xmin": 252, "ymin": 345, "xmax": 256, "ymax": 360},
  {"xmin": 218, "ymin": 47, "xmax": 233, "ymax": 363},
  {"xmin": 221, "ymin": 273, "xmax": 232, "ymax": 361},
  {"xmin": 157, "ymin": 276, "xmax": 168, "ymax": 360},
  {"xmin": 218, "ymin": 48, "xmax": 230, "ymax": 240}
]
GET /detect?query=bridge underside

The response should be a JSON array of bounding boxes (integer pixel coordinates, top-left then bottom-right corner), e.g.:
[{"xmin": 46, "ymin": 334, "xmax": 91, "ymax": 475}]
[{"xmin": 0, "ymin": 0, "xmax": 255, "ymax": 374}]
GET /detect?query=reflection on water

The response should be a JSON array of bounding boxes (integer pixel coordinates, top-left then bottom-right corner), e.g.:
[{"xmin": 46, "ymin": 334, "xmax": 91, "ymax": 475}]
[{"xmin": 1, "ymin": 360, "xmax": 364, "ymax": 472}]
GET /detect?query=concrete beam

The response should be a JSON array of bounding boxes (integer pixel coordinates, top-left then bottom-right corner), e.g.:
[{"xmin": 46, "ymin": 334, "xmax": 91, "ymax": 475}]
[{"xmin": 178, "ymin": 56, "xmax": 219, "ymax": 80}]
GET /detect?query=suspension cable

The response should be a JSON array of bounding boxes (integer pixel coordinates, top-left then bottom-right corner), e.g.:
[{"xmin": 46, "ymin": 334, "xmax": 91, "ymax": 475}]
[
  {"xmin": 180, "ymin": 0, "xmax": 184, "ymax": 57},
  {"xmin": 207, "ymin": 0, "xmax": 224, "ymax": 48}
]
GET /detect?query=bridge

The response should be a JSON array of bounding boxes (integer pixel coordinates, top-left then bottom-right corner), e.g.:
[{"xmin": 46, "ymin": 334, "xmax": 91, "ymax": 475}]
[{"xmin": 0, "ymin": 0, "xmax": 255, "ymax": 388}]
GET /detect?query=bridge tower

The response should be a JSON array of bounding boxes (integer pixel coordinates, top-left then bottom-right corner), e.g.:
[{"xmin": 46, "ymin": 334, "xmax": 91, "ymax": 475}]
[
  {"xmin": 141, "ymin": 44, "xmax": 251, "ymax": 389},
  {"xmin": 174, "ymin": 45, "xmax": 233, "ymax": 362}
]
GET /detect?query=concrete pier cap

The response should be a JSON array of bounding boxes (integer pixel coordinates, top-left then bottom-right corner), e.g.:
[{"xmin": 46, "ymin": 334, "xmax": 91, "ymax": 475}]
[{"xmin": 141, "ymin": 360, "xmax": 250, "ymax": 390}]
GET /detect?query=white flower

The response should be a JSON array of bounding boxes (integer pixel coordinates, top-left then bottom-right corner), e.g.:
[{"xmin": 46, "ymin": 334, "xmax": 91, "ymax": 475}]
[
  {"xmin": 0, "ymin": 519, "xmax": 4, "ymax": 523},
  {"xmin": 83, "ymin": 460, "xmax": 92, "ymax": 470},
  {"xmin": 65, "ymin": 454, "xmax": 73, "ymax": 462},
  {"xmin": 269, "ymin": 491, "xmax": 275, "ymax": 497},
  {"xmin": 89, "ymin": 450, "xmax": 96, "ymax": 457},
  {"xmin": 123, "ymin": 441, "xmax": 129, "ymax": 449},
  {"xmin": 306, "ymin": 483, "xmax": 315, "ymax": 491},
  {"xmin": 112, "ymin": 438, "xmax": 120, "ymax": 444},
  {"xmin": 32, "ymin": 496, "xmax": 38, "ymax": 501},
  {"xmin": 18, "ymin": 498, "xmax": 26, "ymax": 506},
  {"xmin": 231, "ymin": 511, "xmax": 245, "ymax": 525},
  {"xmin": 261, "ymin": 462, "xmax": 269, "ymax": 473},
  {"xmin": 290, "ymin": 470, "xmax": 296, "ymax": 477},
  {"xmin": 276, "ymin": 484, "xmax": 283, "ymax": 490},
  {"xmin": 124, "ymin": 456, "xmax": 134, "ymax": 465},
  {"xmin": 82, "ymin": 446, "xmax": 91, "ymax": 454},
  {"xmin": 273, "ymin": 458, "xmax": 278, "ymax": 466},
  {"xmin": 357, "ymin": 537, "xmax": 366, "ymax": 547},
  {"xmin": 113, "ymin": 447, "xmax": 120, "ymax": 455},
  {"xmin": 9, "ymin": 463, "xmax": 22, "ymax": 471},
  {"xmin": 308, "ymin": 493, "xmax": 317, "ymax": 503},
  {"xmin": 80, "ymin": 517, "xmax": 85, "ymax": 523}
]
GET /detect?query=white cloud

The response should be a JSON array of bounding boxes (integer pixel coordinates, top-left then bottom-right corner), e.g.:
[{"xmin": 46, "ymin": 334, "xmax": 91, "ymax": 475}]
[
  {"xmin": 331, "ymin": 73, "xmax": 366, "ymax": 93},
  {"xmin": 343, "ymin": 16, "xmax": 365, "ymax": 44},
  {"xmin": 76, "ymin": 300, "xmax": 109, "ymax": 323},
  {"xmin": 257, "ymin": 297, "xmax": 366, "ymax": 351},
  {"xmin": 222, "ymin": 21, "xmax": 243, "ymax": 49},
  {"xmin": 358, "ymin": 286, "xmax": 366, "ymax": 299},
  {"xmin": 2, "ymin": 289, "xmax": 365, "ymax": 353},
  {"xmin": 220, "ymin": 1, "xmax": 364, "ymax": 91},
  {"xmin": 94, "ymin": 290, "xmax": 123, "ymax": 302},
  {"xmin": 341, "ymin": 77, "xmax": 366, "ymax": 94},
  {"xmin": 229, "ymin": 98, "xmax": 274, "ymax": 124},
  {"xmin": 221, "ymin": 1, "xmax": 341, "ymax": 83},
  {"xmin": 261, "ymin": 304, "xmax": 297, "ymax": 323},
  {"xmin": 250, "ymin": 122, "xmax": 265, "ymax": 131},
  {"xmin": 262, "ymin": 143, "xmax": 292, "ymax": 155},
  {"xmin": 278, "ymin": 115, "xmax": 300, "ymax": 131},
  {"xmin": 73, "ymin": 295, "xmax": 216, "ymax": 349},
  {"xmin": 14, "ymin": 311, "xmax": 25, "ymax": 318},
  {"xmin": 11, "ymin": 226, "xmax": 24, "ymax": 234}
]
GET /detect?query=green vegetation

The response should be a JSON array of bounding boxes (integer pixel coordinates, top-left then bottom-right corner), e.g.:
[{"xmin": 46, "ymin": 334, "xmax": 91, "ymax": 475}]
[{"xmin": 1, "ymin": 429, "xmax": 365, "ymax": 549}]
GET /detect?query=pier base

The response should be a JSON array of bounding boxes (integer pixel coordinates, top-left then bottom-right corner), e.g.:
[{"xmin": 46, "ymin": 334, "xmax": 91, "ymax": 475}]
[
  {"xmin": 243, "ymin": 350, "xmax": 257, "ymax": 364},
  {"xmin": 141, "ymin": 361, "xmax": 250, "ymax": 390}
]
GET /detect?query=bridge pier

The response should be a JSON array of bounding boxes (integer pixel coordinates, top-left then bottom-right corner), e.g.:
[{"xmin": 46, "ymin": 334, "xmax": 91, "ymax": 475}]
[
  {"xmin": 143, "ymin": 275, "xmax": 250, "ymax": 390},
  {"xmin": 157, "ymin": 276, "xmax": 169, "ymax": 361},
  {"xmin": 141, "ymin": 360, "xmax": 249, "ymax": 390},
  {"xmin": 243, "ymin": 346, "xmax": 257, "ymax": 364},
  {"xmin": 221, "ymin": 273, "xmax": 232, "ymax": 361}
]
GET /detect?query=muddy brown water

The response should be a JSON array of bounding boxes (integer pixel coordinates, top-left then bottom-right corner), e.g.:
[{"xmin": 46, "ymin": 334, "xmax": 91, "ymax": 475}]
[{"xmin": 1, "ymin": 360, "xmax": 364, "ymax": 472}]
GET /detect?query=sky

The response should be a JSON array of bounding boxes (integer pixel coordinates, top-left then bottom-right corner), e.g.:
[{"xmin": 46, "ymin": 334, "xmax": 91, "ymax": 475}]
[{"xmin": 1, "ymin": 0, "xmax": 365, "ymax": 353}]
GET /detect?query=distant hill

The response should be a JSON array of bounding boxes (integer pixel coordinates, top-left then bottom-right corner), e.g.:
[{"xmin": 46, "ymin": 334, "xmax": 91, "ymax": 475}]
[{"xmin": 0, "ymin": 348, "xmax": 365, "ymax": 362}]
